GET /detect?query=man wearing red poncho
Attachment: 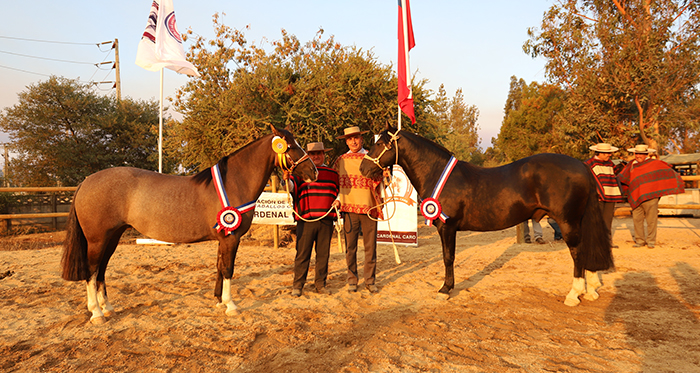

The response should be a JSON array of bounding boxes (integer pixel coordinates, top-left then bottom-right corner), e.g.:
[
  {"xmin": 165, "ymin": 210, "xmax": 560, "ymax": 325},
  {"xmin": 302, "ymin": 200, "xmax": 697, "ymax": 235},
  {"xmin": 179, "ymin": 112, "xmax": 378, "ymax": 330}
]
[{"xmin": 618, "ymin": 145, "xmax": 685, "ymax": 248}]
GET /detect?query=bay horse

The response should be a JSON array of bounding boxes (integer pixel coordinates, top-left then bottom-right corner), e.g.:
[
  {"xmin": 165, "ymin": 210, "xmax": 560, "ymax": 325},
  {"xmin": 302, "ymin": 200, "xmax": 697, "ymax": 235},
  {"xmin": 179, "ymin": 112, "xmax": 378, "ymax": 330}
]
[
  {"xmin": 61, "ymin": 125, "xmax": 317, "ymax": 324},
  {"xmin": 360, "ymin": 126, "xmax": 614, "ymax": 306}
]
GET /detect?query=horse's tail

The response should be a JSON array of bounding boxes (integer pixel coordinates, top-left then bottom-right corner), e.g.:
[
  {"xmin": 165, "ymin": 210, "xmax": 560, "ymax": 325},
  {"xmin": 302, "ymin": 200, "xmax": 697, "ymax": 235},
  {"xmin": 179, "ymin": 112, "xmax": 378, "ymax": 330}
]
[
  {"xmin": 61, "ymin": 186, "xmax": 90, "ymax": 281},
  {"xmin": 576, "ymin": 175, "xmax": 614, "ymax": 274}
]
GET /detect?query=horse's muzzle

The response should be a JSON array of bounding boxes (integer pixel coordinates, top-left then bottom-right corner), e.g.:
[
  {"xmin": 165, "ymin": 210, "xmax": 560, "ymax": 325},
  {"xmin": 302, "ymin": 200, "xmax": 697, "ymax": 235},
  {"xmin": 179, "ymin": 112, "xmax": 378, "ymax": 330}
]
[{"xmin": 359, "ymin": 157, "xmax": 383, "ymax": 179}]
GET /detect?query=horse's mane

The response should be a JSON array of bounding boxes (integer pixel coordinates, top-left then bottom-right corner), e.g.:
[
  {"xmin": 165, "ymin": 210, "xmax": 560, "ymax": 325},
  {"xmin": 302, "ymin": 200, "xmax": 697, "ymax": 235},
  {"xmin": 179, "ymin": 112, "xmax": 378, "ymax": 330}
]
[
  {"xmin": 191, "ymin": 135, "xmax": 270, "ymax": 186},
  {"xmin": 396, "ymin": 129, "xmax": 454, "ymax": 158},
  {"xmin": 192, "ymin": 155, "xmax": 230, "ymax": 186}
]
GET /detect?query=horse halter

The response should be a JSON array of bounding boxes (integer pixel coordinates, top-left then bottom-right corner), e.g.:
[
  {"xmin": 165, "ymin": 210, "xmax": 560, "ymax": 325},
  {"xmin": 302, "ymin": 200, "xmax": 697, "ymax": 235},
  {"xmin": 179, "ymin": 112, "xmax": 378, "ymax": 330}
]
[
  {"xmin": 363, "ymin": 130, "xmax": 400, "ymax": 171},
  {"xmin": 273, "ymin": 136, "xmax": 310, "ymax": 173}
]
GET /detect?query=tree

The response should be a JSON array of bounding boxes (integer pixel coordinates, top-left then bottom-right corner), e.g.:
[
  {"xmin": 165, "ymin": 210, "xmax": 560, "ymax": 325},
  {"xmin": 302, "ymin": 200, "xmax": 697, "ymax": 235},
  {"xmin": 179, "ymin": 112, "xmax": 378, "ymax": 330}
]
[
  {"xmin": 524, "ymin": 0, "xmax": 700, "ymax": 154},
  {"xmin": 171, "ymin": 14, "xmax": 437, "ymax": 172},
  {"xmin": 430, "ymin": 85, "xmax": 483, "ymax": 164},
  {"xmin": 0, "ymin": 76, "xmax": 163, "ymax": 186},
  {"xmin": 493, "ymin": 76, "xmax": 567, "ymax": 162}
]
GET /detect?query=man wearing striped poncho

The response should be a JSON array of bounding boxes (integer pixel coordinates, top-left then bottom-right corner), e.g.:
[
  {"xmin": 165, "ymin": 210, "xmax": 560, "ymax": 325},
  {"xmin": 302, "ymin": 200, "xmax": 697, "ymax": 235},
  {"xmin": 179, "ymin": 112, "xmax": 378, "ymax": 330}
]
[{"xmin": 584, "ymin": 143, "xmax": 625, "ymax": 248}]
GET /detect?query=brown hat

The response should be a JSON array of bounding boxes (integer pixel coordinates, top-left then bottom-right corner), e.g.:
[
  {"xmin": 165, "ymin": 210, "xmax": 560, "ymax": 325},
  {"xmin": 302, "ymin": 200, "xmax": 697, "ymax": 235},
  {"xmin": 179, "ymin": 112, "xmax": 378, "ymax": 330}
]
[
  {"xmin": 589, "ymin": 143, "xmax": 619, "ymax": 153},
  {"xmin": 627, "ymin": 144, "xmax": 656, "ymax": 154},
  {"xmin": 337, "ymin": 126, "xmax": 369, "ymax": 139},
  {"xmin": 306, "ymin": 142, "xmax": 331, "ymax": 152}
]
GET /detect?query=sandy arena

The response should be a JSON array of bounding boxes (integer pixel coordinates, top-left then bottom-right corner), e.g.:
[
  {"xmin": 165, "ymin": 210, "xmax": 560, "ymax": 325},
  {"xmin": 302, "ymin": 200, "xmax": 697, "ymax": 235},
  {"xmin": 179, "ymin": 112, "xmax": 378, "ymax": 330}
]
[{"xmin": 1, "ymin": 216, "xmax": 699, "ymax": 372}]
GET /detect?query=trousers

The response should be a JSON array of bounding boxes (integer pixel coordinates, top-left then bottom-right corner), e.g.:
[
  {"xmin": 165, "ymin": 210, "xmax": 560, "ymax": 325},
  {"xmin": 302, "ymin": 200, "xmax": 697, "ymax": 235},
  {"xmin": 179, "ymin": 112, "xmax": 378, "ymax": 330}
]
[
  {"xmin": 343, "ymin": 212, "xmax": 377, "ymax": 285},
  {"xmin": 293, "ymin": 219, "xmax": 333, "ymax": 290},
  {"xmin": 632, "ymin": 198, "xmax": 658, "ymax": 246},
  {"xmin": 599, "ymin": 201, "xmax": 616, "ymax": 242},
  {"xmin": 523, "ymin": 219, "xmax": 542, "ymax": 239}
]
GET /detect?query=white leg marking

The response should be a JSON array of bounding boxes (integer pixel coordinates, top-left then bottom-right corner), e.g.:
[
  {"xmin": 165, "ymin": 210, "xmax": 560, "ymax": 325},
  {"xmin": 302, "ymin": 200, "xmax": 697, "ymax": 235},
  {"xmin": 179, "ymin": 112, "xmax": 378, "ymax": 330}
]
[
  {"xmin": 86, "ymin": 274, "xmax": 106, "ymax": 324},
  {"xmin": 564, "ymin": 277, "xmax": 585, "ymax": 307},
  {"xmin": 583, "ymin": 270, "xmax": 601, "ymax": 301},
  {"xmin": 218, "ymin": 278, "xmax": 238, "ymax": 316},
  {"xmin": 96, "ymin": 282, "xmax": 115, "ymax": 317}
]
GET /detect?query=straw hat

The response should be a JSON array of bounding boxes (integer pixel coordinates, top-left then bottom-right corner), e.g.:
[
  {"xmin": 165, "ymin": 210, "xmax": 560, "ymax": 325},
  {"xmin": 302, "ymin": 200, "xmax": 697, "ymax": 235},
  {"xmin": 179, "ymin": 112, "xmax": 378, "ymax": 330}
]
[
  {"xmin": 337, "ymin": 126, "xmax": 369, "ymax": 139},
  {"xmin": 306, "ymin": 142, "xmax": 331, "ymax": 152},
  {"xmin": 627, "ymin": 144, "xmax": 656, "ymax": 154},
  {"xmin": 589, "ymin": 143, "xmax": 619, "ymax": 153}
]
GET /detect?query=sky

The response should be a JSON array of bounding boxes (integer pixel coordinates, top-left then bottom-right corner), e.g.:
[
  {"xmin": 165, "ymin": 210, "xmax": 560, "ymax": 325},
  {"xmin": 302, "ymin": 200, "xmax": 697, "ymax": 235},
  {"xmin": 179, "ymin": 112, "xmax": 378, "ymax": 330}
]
[{"xmin": 0, "ymin": 0, "xmax": 552, "ymax": 149}]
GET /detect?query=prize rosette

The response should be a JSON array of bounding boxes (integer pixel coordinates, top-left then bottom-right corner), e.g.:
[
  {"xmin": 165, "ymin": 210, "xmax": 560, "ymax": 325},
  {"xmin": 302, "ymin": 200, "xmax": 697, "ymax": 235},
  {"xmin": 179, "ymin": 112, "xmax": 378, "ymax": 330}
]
[
  {"xmin": 272, "ymin": 136, "xmax": 288, "ymax": 154},
  {"xmin": 217, "ymin": 206, "xmax": 242, "ymax": 234},
  {"xmin": 420, "ymin": 197, "xmax": 441, "ymax": 225}
]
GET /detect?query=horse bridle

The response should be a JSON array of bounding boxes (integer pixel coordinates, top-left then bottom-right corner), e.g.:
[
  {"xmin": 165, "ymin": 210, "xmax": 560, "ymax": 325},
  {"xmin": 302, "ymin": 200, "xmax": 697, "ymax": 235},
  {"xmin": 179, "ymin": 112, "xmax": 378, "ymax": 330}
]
[
  {"xmin": 363, "ymin": 130, "xmax": 401, "ymax": 172},
  {"xmin": 277, "ymin": 143, "xmax": 310, "ymax": 173}
]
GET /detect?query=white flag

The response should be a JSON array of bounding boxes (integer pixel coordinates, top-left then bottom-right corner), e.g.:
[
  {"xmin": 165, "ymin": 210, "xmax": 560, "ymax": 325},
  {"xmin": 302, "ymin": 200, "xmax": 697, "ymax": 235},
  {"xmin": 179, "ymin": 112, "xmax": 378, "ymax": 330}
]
[{"xmin": 135, "ymin": 0, "xmax": 200, "ymax": 77}]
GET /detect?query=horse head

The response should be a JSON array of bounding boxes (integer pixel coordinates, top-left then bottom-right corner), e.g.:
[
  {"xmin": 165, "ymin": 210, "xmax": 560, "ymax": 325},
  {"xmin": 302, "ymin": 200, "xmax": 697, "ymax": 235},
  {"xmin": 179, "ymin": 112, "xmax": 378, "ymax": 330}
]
[
  {"xmin": 360, "ymin": 124, "xmax": 401, "ymax": 179},
  {"xmin": 270, "ymin": 124, "xmax": 318, "ymax": 183}
]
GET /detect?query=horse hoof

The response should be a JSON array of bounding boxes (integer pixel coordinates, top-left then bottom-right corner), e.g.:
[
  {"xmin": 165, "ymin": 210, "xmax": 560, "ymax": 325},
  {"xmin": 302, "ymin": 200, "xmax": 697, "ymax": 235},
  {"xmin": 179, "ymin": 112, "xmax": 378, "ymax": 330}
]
[
  {"xmin": 215, "ymin": 302, "xmax": 226, "ymax": 309},
  {"xmin": 225, "ymin": 308, "xmax": 240, "ymax": 316},
  {"xmin": 436, "ymin": 292, "xmax": 450, "ymax": 301},
  {"xmin": 583, "ymin": 291, "xmax": 599, "ymax": 301},
  {"xmin": 564, "ymin": 297, "xmax": 581, "ymax": 307},
  {"xmin": 102, "ymin": 310, "xmax": 114, "ymax": 317},
  {"xmin": 90, "ymin": 316, "xmax": 107, "ymax": 325}
]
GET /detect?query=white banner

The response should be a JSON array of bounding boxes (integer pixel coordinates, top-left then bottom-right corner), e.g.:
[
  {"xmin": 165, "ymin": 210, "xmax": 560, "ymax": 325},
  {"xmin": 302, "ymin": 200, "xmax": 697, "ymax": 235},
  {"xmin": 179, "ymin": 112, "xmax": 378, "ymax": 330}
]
[
  {"xmin": 135, "ymin": 0, "xmax": 200, "ymax": 76},
  {"xmin": 377, "ymin": 165, "xmax": 418, "ymax": 246},
  {"xmin": 252, "ymin": 192, "xmax": 295, "ymax": 225}
]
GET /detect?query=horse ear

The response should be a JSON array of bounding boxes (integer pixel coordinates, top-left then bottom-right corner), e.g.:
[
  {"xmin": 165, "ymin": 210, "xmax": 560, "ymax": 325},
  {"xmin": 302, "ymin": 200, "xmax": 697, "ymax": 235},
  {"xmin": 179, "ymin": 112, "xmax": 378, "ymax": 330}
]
[{"xmin": 269, "ymin": 123, "xmax": 282, "ymax": 137}]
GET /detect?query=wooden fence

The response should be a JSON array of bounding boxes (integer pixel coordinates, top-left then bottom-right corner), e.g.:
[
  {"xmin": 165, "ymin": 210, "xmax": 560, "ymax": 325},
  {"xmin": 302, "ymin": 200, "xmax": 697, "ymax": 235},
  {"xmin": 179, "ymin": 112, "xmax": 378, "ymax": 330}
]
[
  {"xmin": 0, "ymin": 187, "xmax": 77, "ymax": 232},
  {"xmin": 4, "ymin": 175, "xmax": 700, "ymax": 245},
  {"xmin": 0, "ymin": 180, "xmax": 285, "ymax": 246}
]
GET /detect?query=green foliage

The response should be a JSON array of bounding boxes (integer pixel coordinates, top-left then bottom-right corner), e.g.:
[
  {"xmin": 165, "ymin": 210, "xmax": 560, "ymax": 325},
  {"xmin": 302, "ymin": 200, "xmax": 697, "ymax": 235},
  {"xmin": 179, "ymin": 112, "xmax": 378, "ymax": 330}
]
[
  {"xmin": 0, "ymin": 76, "xmax": 164, "ymax": 186},
  {"xmin": 493, "ymin": 76, "xmax": 567, "ymax": 162},
  {"xmin": 171, "ymin": 15, "xmax": 439, "ymax": 171},
  {"xmin": 524, "ymin": 0, "xmax": 700, "ymax": 154},
  {"xmin": 430, "ymin": 85, "xmax": 483, "ymax": 164}
]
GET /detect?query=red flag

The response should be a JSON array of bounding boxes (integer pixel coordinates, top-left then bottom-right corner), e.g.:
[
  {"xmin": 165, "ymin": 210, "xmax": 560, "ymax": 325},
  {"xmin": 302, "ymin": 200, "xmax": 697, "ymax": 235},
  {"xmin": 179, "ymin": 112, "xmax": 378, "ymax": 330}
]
[{"xmin": 398, "ymin": 0, "xmax": 415, "ymax": 124}]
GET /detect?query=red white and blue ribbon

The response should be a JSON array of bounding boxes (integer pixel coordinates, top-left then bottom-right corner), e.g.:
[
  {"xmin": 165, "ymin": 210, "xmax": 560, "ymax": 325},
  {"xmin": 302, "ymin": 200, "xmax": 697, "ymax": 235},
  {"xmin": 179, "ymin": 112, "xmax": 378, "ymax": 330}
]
[
  {"xmin": 211, "ymin": 164, "xmax": 256, "ymax": 235},
  {"xmin": 420, "ymin": 156, "xmax": 457, "ymax": 226}
]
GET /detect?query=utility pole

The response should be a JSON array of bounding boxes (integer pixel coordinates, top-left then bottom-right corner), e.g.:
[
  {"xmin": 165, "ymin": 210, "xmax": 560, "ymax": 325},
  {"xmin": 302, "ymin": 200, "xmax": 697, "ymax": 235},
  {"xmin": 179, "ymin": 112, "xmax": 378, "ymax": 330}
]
[
  {"xmin": 113, "ymin": 38, "xmax": 121, "ymax": 101},
  {"xmin": 2, "ymin": 144, "xmax": 9, "ymax": 187}
]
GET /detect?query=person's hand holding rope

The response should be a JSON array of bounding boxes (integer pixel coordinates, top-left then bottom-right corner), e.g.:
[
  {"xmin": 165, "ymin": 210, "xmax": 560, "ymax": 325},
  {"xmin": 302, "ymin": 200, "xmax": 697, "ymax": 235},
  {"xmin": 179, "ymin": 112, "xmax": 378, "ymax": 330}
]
[{"xmin": 383, "ymin": 168, "xmax": 392, "ymax": 186}]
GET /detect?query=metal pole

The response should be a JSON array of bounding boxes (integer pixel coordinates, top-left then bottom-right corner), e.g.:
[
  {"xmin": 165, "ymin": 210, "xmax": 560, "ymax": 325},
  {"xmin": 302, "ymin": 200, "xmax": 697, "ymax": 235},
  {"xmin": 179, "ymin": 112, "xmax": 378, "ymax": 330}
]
[
  {"xmin": 270, "ymin": 174, "xmax": 280, "ymax": 249},
  {"xmin": 158, "ymin": 68, "xmax": 164, "ymax": 173}
]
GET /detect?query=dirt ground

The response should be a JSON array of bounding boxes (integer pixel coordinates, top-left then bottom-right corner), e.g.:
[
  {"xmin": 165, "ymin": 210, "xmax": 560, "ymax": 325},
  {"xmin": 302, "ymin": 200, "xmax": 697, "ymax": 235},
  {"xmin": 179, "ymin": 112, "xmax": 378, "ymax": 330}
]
[{"xmin": 1, "ymin": 216, "xmax": 699, "ymax": 372}]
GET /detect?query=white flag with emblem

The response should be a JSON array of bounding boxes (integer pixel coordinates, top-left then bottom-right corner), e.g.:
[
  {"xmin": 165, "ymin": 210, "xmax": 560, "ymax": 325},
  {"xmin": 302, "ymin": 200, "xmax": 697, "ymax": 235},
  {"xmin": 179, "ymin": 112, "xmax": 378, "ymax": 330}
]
[{"xmin": 135, "ymin": 0, "xmax": 200, "ymax": 77}]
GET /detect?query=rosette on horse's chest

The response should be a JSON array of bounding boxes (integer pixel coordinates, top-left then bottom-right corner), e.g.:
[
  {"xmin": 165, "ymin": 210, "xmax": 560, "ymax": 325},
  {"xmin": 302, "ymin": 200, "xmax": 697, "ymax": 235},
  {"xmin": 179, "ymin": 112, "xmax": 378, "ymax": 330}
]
[
  {"xmin": 420, "ymin": 156, "xmax": 457, "ymax": 226},
  {"xmin": 211, "ymin": 164, "xmax": 256, "ymax": 235}
]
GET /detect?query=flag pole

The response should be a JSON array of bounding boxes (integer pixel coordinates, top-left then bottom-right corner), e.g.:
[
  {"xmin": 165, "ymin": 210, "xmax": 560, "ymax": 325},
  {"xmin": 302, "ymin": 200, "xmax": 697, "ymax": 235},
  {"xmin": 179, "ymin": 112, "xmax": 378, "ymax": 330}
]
[
  {"xmin": 397, "ymin": 104, "xmax": 402, "ymax": 131},
  {"xmin": 158, "ymin": 67, "xmax": 164, "ymax": 173},
  {"xmin": 400, "ymin": 0, "xmax": 410, "ymax": 133}
]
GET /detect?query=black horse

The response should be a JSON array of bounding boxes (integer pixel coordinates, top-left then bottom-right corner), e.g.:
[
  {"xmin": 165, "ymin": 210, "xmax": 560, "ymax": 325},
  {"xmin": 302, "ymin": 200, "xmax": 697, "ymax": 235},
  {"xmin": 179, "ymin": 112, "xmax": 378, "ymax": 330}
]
[{"xmin": 360, "ymin": 126, "xmax": 613, "ymax": 306}]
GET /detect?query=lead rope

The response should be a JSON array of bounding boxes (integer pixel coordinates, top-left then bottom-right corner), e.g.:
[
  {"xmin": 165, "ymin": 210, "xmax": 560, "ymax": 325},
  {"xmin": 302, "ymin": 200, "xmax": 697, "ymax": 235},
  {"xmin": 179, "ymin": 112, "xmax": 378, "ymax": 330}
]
[
  {"xmin": 362, "ymin": 133, "xmax": 402, "ymax": 264},
  {"xmin": 366, "ymin": 172, "xmax": 401, "ymax": 264},
  {"xmin": 283, "ymin": 174, "xmax": 399, "ymax": 262}
]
